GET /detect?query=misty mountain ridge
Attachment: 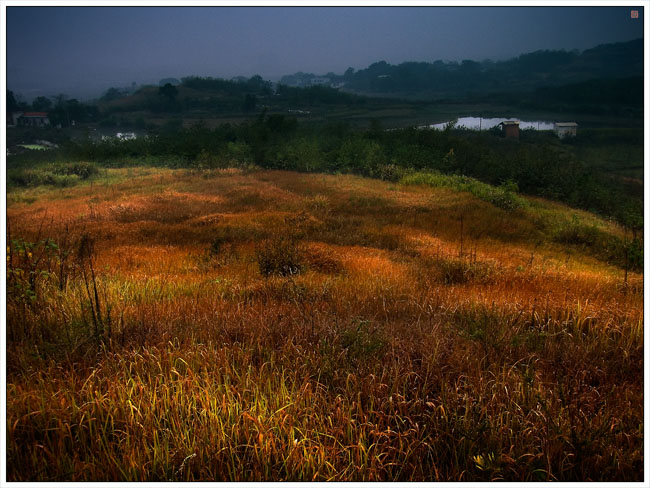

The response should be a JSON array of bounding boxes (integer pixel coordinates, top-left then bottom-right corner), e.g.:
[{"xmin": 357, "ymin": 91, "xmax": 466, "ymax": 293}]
[
  {"xmin": 280, "ymin": 38, "xmax": 643, "ymax": 99},
  {"xmin": 10, "ymin": 38, "xmax": 643, "ymax": 106}
]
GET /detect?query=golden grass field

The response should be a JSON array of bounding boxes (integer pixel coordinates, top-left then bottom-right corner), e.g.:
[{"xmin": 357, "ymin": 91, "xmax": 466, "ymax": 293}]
[{"xmin": 6, "ymin": 167, "xmax": 643, "ymax": 481}]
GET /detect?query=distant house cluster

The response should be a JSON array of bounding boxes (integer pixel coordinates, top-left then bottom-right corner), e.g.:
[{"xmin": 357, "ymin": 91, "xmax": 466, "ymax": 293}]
[
  {"xmin": 101, "ymin": 132, "xmax": 137, "ymax": 141},
  {"xmin": 498, "ymin": 120, "xmax": 578, "ymax": 140},
  {"xmin": 7, "ymin": 111, "xmax": 50, "ymax": 127},
  {"xmin": 116, "ymin": 132, "xmax": 137, "ymax": 140},
  {"xmin": 279, "ymin": 74, "xmax": 343, "ymax": 88},
  {"xmin": 309, "ymin": 77, "xmax": 330, "ymax": 86},
  {"xmin": 287, "ymin": 77, "xmax": 332, "ymax": 87}
]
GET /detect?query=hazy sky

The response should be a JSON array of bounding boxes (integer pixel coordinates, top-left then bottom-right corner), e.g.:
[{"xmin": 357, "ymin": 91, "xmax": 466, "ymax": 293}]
[{"xmin": 5, "ymin": 5, "xmax": 645, "ymax": 100}]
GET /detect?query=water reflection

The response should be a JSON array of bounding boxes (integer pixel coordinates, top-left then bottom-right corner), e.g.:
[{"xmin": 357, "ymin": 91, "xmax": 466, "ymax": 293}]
[{"xmin": 426, "ymin": 117, "xmax": 554, "ymax": 131}]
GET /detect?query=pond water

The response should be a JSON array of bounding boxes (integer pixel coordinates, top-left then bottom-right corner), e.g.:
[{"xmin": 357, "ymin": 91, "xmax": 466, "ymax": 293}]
[{"xmin": 425, "ymin": 116, "xmax": 555, "ymax": 131}]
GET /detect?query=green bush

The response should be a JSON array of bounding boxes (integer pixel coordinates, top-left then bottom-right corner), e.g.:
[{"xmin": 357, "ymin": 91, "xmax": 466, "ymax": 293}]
[
  {"xmin": 550, "ymin": 215, "xmax": 643, "ymax": 271},
  {"xmin": 7, "ymin": 162, "xmax": 98, "ymax": 188},
  {"xmin": 373, "ymin": 163, "xmax": 407, "ymax": 182},
  {"xmin": 552, "ymin": 216, "xmax": 602, "ymax": 247},
  {"xmin": 53, "ymin": 162, "xmax": 99, "ymax": 179},
  {"xmin": 437, "ymin": 258, "xmax": 499, "ymax": 285},
  {"xmin": 7, "ymin": 169, "xmax": 44, "ymax": 187},
  {"xmin": 43, "ymin": 173, "xmax": 80, "ymax": 187},
  {"xmin": 194, "ymin": 150, "xmax": 224, "ymax": 169}
]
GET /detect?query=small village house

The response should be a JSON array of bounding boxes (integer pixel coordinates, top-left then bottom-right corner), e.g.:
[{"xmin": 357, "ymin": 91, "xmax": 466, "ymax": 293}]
[
  {"xmin": 21, "ymin": 112, "xmax": 51, "ymax": 127},
  {"xmin": 554, "ymin": 122, "xmax": 578, "ymax": 139},
  {"xmin": 9, "ymin": 111, "xmax": 51, "ymax": 127},
  {"xmin": 499, "ymin": 120, "xmax": 520, "ymax": 139}
]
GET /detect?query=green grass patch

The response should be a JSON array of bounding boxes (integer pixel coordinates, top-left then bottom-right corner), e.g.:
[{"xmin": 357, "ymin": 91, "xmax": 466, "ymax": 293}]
[
  {"xmin": 7, "ymin": 162, "xmax": 100, "ymax": 189},
  {"xmin": 400, "ymin": 170, "xmax": 526, "ymax": 210},
  {"xmin": 17, "ymin": 144, "xmax": 51, "ymax": 151},
  {"xmin": 549, "ymin": 214, "xmax": 642, "ymax": 271}
]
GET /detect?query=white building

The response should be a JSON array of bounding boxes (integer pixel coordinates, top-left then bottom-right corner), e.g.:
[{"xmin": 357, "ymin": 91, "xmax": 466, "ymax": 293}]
[
  {"xmin": 116, "ymin": 132, "xmax": 137, "ymax": 141},
  {"xmin": 554, "ymin": 122, "xmax": 578, "ymax": 139},
  {"xmin": 309, "ymin": 77, "xmax": 331, "ymax": 86}
]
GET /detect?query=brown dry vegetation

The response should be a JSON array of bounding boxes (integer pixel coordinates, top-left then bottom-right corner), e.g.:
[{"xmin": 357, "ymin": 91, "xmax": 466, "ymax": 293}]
[{"xmin": 6, "ymin": 167, "xmax": 643, "ymax": 481}]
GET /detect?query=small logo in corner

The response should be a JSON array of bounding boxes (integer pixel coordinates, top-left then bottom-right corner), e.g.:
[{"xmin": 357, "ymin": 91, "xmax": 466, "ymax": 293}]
[{"xmin": 631, "ymin": 10, "xmax": 639, "ymax": 19}]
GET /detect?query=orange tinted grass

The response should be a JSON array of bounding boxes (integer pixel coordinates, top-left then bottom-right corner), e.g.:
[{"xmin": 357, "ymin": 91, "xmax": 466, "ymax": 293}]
[{"xmin": 6, "ymin": 167, "xmax": 643, "ymax": 481}]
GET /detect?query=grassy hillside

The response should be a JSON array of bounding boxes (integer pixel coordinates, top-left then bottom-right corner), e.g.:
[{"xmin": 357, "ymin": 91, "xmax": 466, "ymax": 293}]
[
  {"xmin": 6, "ymin": 167, "xmax": 642, "ymax": 481},
  {"xmin": 10, "ymin": 120, "xmax": 642, "ymax": 235}
]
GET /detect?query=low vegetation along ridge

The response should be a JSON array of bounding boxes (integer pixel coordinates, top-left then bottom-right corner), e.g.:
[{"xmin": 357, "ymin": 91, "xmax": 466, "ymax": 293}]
[
  {"xmin": 6, "ymin": 165, "xmax": 643, "ymax": 481},
  {"xmin": 8, "ymin": 119, "xmax": 644, "ymax": 233}
]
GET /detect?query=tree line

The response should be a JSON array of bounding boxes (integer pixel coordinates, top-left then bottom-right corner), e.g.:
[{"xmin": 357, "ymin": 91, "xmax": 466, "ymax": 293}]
[
  {"xmin": 330, "ymin": 39, "xmax": 643, "ymax": 98},
  {"xmin": 7, "ymin": 90, "xmax": 98, "ymax": 127}
]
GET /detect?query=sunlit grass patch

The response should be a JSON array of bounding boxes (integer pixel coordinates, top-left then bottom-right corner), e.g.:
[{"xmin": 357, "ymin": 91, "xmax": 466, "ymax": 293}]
[
  {"xmin": 5, "ymin": 167, "xmax": 643, "ymax": 482},
  {"xmin": 300, "ymin": 242, "xmax": 344, "ymax": 275},
  {"xmin": 401, "ymin": 170, "xmax": 526, "ymax": 210}
]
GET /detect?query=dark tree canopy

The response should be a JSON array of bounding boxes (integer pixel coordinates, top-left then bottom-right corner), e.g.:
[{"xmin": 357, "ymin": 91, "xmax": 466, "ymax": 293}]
[
  {"xmin": 101, "ymin": 87, "xmax": 127, "ymax": 102},
  {"xmin": 32, "ymin": 96, "xmax": 53, "ymax": 112},
  {"xmin": 7, "ymin": 90, "xmax": 18, "ymax": 112},
  {"xmin": 159, "ymin": 83, "xmax": 178, "ymax": 101}
]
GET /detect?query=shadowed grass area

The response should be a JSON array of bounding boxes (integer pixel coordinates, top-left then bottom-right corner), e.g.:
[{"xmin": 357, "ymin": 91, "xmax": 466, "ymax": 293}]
[{"xmin": 6, "ymin": 167, "xmax": 643, "ymax": 482}]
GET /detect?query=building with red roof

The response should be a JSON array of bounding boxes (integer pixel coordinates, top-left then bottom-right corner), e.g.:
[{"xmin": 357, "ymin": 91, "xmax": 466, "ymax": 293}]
[{"xmin": 8, "ymin": 111, "xmax": 51, "ymax": 127}]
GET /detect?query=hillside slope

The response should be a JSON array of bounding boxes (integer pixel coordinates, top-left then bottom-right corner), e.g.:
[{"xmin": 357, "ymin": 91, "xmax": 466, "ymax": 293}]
[{"xmin": 6, "ymin": 168, "xmax": 643, "ymax": 481}]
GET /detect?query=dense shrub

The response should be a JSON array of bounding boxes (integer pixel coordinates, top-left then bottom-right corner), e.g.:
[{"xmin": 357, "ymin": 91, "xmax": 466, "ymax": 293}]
[
  {"xmin": 7, "ymin": 162, "xmax": 99, "ymax": 188},
  {"xmin": 256, "ymin": 235, "xmax": 303, "ymax": 277},
  {"xmin": 550, "ymin": 215, "xmax": 643, "ymax": 271},
  {"xmin": 373, "ymin": 163, "xmax": 407, "ymax": 182},
  {"xmin": 53, "ymin": 161, "xmax": 99, "ymax": 179},
  {"xmin": 435, "ymin": 258, "xmax": 500, "ymax": 285}
]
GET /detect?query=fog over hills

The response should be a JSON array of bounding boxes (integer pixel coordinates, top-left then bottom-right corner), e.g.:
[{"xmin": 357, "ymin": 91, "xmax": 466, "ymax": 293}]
[
  {"xmin": 279, "ymin": 38, "xmax": 643, "ymax": 99},
  {"xmin": 6, "ymin": 6, "xmax": 643, "ymax": 102},
  {"xmin": 9, "ymin": 38, "xmax": 644, "ymax": 103}
]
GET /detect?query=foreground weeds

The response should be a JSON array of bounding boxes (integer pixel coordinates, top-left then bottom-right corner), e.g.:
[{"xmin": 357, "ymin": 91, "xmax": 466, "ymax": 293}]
[{"xmin": 6, "ymin": 168, "xmax": 643, "ymax": 481}]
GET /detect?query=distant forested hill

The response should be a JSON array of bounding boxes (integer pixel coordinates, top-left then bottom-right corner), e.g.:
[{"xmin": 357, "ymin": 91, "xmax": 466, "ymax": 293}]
[
  {"xmin": 89, "ymin": 38, "xmax": 642, "ymax": 122},
  {"xmin": 285, "ymin": 38, "xmax": 643, "ymax": 99}
]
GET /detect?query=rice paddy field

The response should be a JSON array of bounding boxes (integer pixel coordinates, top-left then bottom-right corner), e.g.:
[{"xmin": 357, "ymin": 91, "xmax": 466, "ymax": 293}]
[{"xmin": 5, "ymin": 167, "xmax": 644, "ymax": 481}]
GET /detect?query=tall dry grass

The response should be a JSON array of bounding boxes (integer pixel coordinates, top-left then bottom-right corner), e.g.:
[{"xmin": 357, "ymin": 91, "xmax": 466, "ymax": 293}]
[{"xmin": 6, "ymin": 168, "xmax": 643, "ymax": 481}]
